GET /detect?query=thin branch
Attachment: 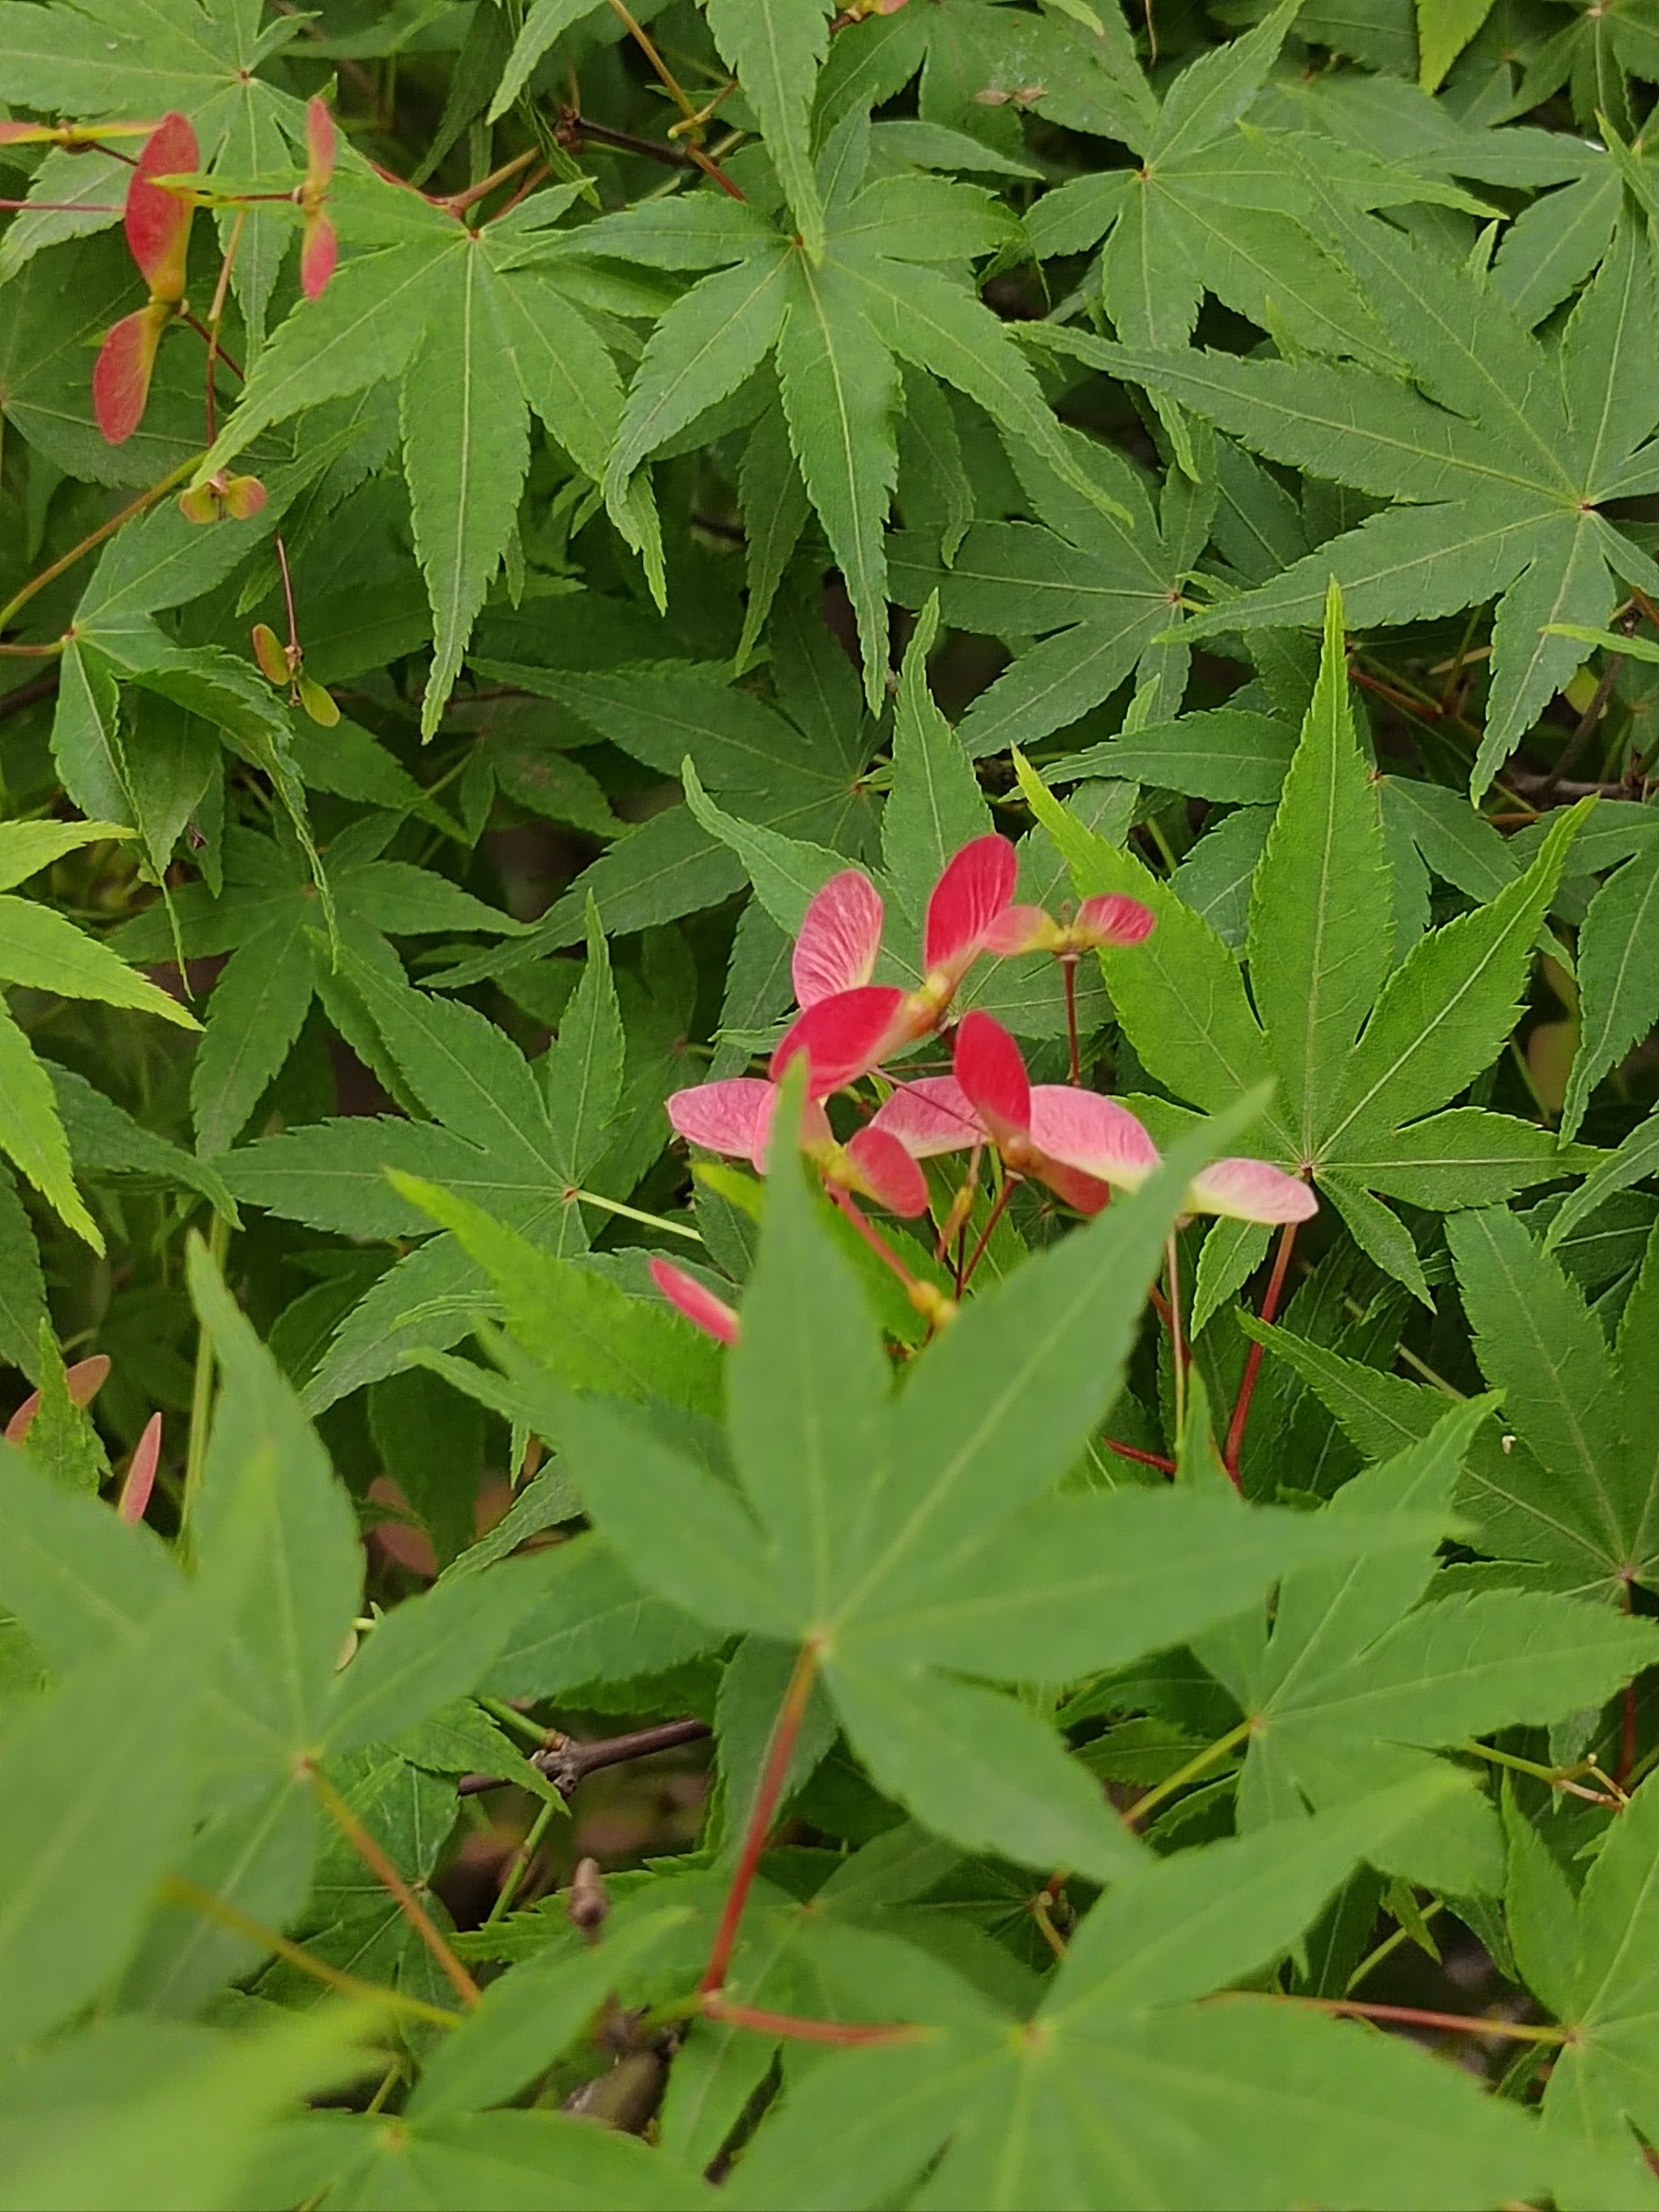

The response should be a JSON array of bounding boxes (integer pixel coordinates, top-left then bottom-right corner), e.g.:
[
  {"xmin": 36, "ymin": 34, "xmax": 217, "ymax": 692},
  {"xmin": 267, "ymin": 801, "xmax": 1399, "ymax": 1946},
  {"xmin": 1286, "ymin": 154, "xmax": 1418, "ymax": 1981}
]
[
  {"xmin": 557, "ymin": 110, "xmax": 694, "ymax": 168},
  {"xmin": 458, "ymin": 1715, "xmax": 713, "ymax": 1799},
  {"xmin": 0, "ymin": 674, "xmax": 62, "ymax": 724}
]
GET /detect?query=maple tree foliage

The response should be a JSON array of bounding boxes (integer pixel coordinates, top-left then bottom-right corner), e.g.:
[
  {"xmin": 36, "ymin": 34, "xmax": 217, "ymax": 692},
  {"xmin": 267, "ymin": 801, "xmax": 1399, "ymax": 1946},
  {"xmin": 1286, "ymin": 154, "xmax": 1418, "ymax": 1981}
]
[{"xmin": 10, "ymin": 0, "xmax": 1659, "ymax": 2203}]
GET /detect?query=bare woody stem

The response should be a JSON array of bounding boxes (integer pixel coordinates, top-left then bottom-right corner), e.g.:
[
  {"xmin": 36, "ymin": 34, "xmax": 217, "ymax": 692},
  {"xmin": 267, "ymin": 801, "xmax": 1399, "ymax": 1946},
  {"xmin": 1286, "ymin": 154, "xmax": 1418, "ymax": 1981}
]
[
  {"xmin": 700, "ymin": 1642, "xmax": 821, "ymax": 1996},
  {"xmin": 0, "ymin": 457, "xmax": 201, "ymax": 633},
  {"xmin": 161, "ymin": 1873, "xmax": 461, "ymax": 2028},
  {"xmin": 305, "ymin": 1760, "xmax": 481, "ymax": 2008},
  {"xmin": 1261, "ymin": 1993, "xmax": 1566, "ymax": 2046},
  {"xmin": 1223, "ymin": 1219, "xmax": 1299, "ymax": 1481}
]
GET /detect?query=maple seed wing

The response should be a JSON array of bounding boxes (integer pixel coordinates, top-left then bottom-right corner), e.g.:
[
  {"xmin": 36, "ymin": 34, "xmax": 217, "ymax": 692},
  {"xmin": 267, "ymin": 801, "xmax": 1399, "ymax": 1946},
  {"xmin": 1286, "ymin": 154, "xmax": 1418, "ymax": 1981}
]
[
  {"xmin": 953, "ymin": 1011, "xmax": 1032, "ymax": 1146},
  {"xmin": 923, "ymin": 834, "xmax": 1018, "ymax": 975},
  {"xmin": 4, "ymin": 1353, "xmax": 110, "ymax": 1443},
  {"xmin": 871, "ymin": 1075, "xmax": 984, "ymax": 1157},
  {"xmin": 791, "ymin": 869, "xmax": 885, "ymax": 1008},
  {"xmin": 305, "ymin": 96, "xmax": 336, "ymax": 189},
  {"xmin": 981, "ymin": 903, "xmax": 1052, "ymax": 957},
  {"xmin": 92, "ymin": 305, "xmax": 168, "ymax": 445},
  {"xmin": 1077, "ymin": 893, "xmax": 1156, "ymax": 948},
  {"xmin": 126, "ymin": 112, "xmax": 196, "ymax": 299},
  {"xmin": 842, "ymin": 1125, "xmax": 930, "ymax": 1217},
  {"xmin": 1188, "ymin": 1157, "xmax": 1319, "ymax": 1223},
  {"xmin": 770, "ymin": 987, "xmax": 906, "ymax": 1096},
  {"xmin": 667, "ymin": 1077, "xmax": 778, "ymax": 1167},
  {"xmin": 1028, "ymin": 1087, "xmax": 1160, "ymax": 1190},
  {"xmin": 118, "ymin": 1412, "xmax": 164, "ymax": 1525},
  {"xmin": 249, "ymin": 622, "xmax": 290, "ymax": 687},
  {"xmin": 648, "ymin": 1257, "xmax": 739, "ymax": 1345},
  {"xmin": 301, "ymin": 215, "xmax": 339, "ymax": 302}
]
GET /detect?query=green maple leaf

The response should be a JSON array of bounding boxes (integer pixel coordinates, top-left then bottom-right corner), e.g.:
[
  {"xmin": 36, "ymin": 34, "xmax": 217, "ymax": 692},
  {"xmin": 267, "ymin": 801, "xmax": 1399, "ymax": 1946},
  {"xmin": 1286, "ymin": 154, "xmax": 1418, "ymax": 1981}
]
[
  {"xmin": 722, "ymin": 1780, "xmax": 1545, "ymax": 2212},
  {"xmin": 110, "ymin": 817, "xmax": 527, "ymax": 1157},
  {"xmin": 815, "ymin": 0, "xmax": 1153, "ymax": 162},
  {"xmin": 192, "ymin": 165, "xmax": 628, "ymax": 735},
  {"xmin": 1022, "ymin": 586, "xmax": 1597, "ymax": 1309},
  {"xmin": 1243, "ymin": 1200, "xmax": 1659, "ymax": 1605},
  {"xmin": 1197, "ymin": 1396, "xmax": 1657, "ymax": 1895},
  {"xmin": 1031, "ymin": 203, "xmax": 1659, "ymax": 793},
  {"xmin": 1505, "ymin": 1771, "xmax": 1659, "ymax": 2210},
  {"xmin": 1514, "ymin": 0, "xmax": 1659, "ymax": 134},
  {"xmin": 573, "ymin": 121, "xmax": 1128, "ymax": 704},
  {"xmin": 433, "ymin": 603, "xmax": 881, "ymax": 993},
  {"xmin": 1026, "ymin": 0, "xmax": 1490, "ymax": 375},
  {"xmin": 51, "ymin": 442, "xmax": 350, "ymax": 889},
  {"xmin": 0, "ymin": 817, "xmax": 198, "ymax": 1252},
  {"xmin": 1563, "ymin": 849, "xmax": 1659, "ymax": 1137},
  {"xmin": 220, "ymin": 914, "xmax": 627, "ymax": 1410},
  {"xmin": 0, "ymin": 233, "xmax": 207, "ymax": 489},
  {"xmin": 492, "ymin": 1072, "xmax": 1456, "ymax": 1882},
  {"xmin": 0, "ymin": 0, "xmax": 307, "ymax": 336},
  {"xmin": 889, "ymin": 424, "xmax": 1210, "ymax": 759}
]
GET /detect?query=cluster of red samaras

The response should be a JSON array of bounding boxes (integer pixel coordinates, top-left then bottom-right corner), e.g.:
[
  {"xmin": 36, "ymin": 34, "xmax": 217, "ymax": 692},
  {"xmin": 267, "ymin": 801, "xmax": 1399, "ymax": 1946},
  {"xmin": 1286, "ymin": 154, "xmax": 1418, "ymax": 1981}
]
[
  {"xmin": 89, "ymin": 98, "xmax": 336, "ymax": 457},
  {"xmin": 651, "ymin": 835, "xmax": 1316, "ymax": 1343}
]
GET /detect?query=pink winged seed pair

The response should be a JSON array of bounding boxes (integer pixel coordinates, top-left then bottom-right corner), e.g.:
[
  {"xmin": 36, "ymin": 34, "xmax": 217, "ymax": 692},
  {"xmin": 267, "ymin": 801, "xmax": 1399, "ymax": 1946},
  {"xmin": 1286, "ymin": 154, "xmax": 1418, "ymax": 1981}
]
[
  {"xmin": 92, "ymin": 100, "xmax": 336, "ymax": 453},
  {"xmin": 654, "ymin": 837, "xmax": 1316, "ymax": 1345}
]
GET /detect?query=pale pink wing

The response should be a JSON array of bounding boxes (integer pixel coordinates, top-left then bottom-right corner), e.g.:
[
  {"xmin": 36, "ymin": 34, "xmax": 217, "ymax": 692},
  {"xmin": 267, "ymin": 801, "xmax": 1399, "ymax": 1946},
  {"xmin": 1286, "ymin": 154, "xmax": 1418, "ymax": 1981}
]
[
  {"xmin": 649, "ymin": 1258, "xmax": 739, "ymax": 1345},
  {"xmin": 126, "ymin": 112, "xmax": 196, "ymax": 296},
  {"xmin": 301, "ymin": 213, "xmax": 338, "ymax": 301},
  {"xmin": 979, "ymin": 903, "xmax": 1050, "ymax": 957},
  {"xmin": 118, "ymin": 1411, "xmax": 164, "ymax": 1525},
  {"xmin": 870, "ymin": 1076, "xmax": 983, "ymax": 1157},
  {"xmin": 1077, "ymin": 893, "xmax": 1155, "ymax": 948},
  {"xmin": 1188, "ymin": 1158, "xmax": 1318, "ymax": 1224},
  {"xmin": 1034, "ymin": 1160, "xmax": 1115, "ymax": 1217},
  {"xmin": 842, "ymin": 1126, "xmax": 929, "ymax": 1217},
  {"xmin": 4, "ymin": 1353, "xmax": 111, "ymax": 1443},
  {"xmin": 667, "ymin": 1077, "xmax": 776, "ymax": 1166},
  {"xmin": 92, "ymin": 305, "xmax": 166, "ymax": 444},
  {"xmin": 923, "ymin": 834, "xmax": 1017, "ymax": 975},
  {"xmin": 792, "ymin": 871, "xmax": 883, "ymax": 1008},
  {"xmin": 953, "ymin": 1010, "xmax": 1030, "ymax": 1148},
  {"xmin": 1029, "ymin": 1087, "xmax": 1159, "ymax": 1190},
  {"xmin": 305, "ymin": 95, "xmax": 336, "ymax": 187},
  {"xmin": 770, "ymin": 985, "xmax": 905, "ymax": 1096}
]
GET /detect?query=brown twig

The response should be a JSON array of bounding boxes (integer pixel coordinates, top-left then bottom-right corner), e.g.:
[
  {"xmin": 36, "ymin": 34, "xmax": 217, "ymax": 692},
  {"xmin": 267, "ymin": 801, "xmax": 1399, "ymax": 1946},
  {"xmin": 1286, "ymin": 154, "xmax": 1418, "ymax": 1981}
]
[
  {"xmin": 0, "ymin": 671, "xmax": 60, "ymax": 721},
  {"xmin": 457, "ymin": 1715, "xmax": 712, "ymax": 1797},
  {"xmin": 556, "ymin": 109, "xmax": 695, "ymax": 168}
]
